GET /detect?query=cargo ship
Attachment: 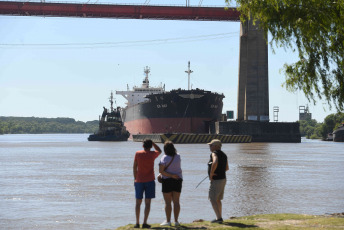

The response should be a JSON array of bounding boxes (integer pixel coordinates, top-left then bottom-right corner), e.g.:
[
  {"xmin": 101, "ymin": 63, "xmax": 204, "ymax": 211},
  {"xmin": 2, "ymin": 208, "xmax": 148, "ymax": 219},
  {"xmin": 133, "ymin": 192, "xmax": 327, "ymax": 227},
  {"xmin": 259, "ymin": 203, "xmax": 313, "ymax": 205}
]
[
  {"xmin": 88, "ymin": 92, "xmax": 130, "ymax": 141},
  {"xmin": 116, "ymin": 63, "xmax": 224, "ymax": 135}
]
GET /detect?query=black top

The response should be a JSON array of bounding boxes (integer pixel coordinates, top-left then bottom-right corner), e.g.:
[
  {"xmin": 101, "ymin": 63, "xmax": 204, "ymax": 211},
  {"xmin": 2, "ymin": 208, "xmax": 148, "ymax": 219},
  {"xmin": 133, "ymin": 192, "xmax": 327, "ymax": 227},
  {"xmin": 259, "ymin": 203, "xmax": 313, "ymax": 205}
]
[{"xmin": 208, "ymin": 150, "xmax": 228, "ymax": 180}]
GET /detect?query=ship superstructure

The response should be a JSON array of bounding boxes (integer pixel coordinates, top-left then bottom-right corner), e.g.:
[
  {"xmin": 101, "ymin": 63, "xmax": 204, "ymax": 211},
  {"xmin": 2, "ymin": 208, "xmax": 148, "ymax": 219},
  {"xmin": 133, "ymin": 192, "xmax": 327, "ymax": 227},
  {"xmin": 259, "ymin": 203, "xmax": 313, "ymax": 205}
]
[{"xmin": 116, "ymin": 66, "xmax": 165, "ymax": 107}]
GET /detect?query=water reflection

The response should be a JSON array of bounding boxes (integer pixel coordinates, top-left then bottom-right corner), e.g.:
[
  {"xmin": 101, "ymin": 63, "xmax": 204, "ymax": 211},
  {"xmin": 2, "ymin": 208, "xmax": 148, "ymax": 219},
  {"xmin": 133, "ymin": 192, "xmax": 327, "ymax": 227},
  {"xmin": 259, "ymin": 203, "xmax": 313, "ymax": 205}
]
[{"xmin": 224, "ymin": 143, "xmax": 276, "ymax": 216}]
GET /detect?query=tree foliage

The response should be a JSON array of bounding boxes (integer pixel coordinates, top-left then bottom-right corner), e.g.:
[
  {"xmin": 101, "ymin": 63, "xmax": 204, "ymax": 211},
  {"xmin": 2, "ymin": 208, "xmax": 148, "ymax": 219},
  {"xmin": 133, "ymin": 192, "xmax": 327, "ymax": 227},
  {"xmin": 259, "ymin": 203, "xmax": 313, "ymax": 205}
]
[
  {"xmin": 319, "ymin": 112, "xmax": 344, "ymax": 139},
  {"xmin": 299, "ymin": 118, "xmax": 322, "ymax": 139},
  {"xmin": 0, "ymin": 117, "xmax": 98, "ymax": 134},
  {"xmin": 227, "ymin": 0, "xmax": 344, "ymax": 111},
  {"xmin": 298, "ymin": 112, "xmax": 344, "ymax": 139}
]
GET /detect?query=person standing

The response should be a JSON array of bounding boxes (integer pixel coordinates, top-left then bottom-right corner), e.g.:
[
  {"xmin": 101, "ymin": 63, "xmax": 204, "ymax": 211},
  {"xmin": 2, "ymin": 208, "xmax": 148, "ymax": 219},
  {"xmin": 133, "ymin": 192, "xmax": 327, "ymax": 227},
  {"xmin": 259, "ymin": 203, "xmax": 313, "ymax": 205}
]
[
  {"xmin": 133, "ymin": 139, "xmax": 162, "ymax": 228},
  {"xmin": 159, "ymin": 141, "xmax": 183, "ymax": 227},
  {"xmin": 207, "ymin": 139, "xmax": 229, "ymax": 223}
]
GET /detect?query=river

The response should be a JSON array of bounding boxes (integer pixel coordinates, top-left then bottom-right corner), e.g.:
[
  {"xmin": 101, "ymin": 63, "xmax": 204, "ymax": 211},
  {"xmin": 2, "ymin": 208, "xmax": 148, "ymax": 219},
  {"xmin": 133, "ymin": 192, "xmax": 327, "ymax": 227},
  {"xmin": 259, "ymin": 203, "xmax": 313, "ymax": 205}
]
[{"xmin": 0, "ymin": 134, "xmax": 343, "ymax": 229}]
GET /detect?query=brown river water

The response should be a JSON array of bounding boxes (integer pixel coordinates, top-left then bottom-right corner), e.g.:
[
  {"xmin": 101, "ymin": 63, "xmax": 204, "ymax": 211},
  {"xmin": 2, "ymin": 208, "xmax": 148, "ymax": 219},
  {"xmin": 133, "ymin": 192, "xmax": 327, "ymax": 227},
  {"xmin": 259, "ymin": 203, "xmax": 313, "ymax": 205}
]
[{"xmin": 1, "ymin": 134, "xmax": 343, "ymax": 229}]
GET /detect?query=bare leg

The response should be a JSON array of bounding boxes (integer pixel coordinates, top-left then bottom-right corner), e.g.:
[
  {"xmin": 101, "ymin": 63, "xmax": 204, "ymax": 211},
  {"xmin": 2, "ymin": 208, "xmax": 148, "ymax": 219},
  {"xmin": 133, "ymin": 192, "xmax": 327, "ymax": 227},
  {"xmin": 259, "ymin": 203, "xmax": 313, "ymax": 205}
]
[
  {"xmin": 135, "ymin": 199, "xmax": 142, "ymax": 225},
  {"xmin": 210, "ymin": 199, "xmax": 221, "ymax": 219},
  {"xmin": 217, "ymin": 200, "xmax": 222, "ymax": 218},
  {"xmin": 143, "ymin": 198, "xmax": 151, "ymax": 224},
  {"xmin": 172, "ymin": 192, "xmax": 181, "ymax": 222},
  {"xmin": 163, "ymin": 192, "xmax": 172, "ymax": 222}
]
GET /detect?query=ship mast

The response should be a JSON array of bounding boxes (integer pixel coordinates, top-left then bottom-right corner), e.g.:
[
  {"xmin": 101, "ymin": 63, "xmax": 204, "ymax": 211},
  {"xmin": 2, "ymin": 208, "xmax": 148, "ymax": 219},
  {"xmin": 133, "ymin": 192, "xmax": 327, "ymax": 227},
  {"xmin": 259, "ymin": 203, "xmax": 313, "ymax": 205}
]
[
  {"xmin": 109, "ymin": 91, "xmax": 114, "ymax": 112},
  {"xmin": 142, "ymin": 66, "xmax": 150, "ymax": 88},
  {"xmin": 185, "ymin": 61, "xmax": 193, "ymax": 90}
]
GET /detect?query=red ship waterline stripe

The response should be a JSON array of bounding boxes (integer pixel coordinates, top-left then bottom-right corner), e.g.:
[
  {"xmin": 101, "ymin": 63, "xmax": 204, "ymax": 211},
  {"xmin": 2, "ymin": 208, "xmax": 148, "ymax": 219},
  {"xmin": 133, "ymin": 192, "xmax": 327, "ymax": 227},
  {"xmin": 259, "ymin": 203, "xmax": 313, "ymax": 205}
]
[{"xmin": 125, "ymin": 117, "xmax": 213, "ymax": 134}]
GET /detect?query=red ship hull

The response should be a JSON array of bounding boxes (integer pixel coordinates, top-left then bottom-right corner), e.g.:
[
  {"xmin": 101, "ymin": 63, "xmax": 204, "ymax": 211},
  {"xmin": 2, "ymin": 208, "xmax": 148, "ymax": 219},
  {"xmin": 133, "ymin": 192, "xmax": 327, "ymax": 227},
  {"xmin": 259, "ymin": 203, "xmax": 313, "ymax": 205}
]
[
  {"xmin": 120, "ymin": 88, "xmax": 224, "ymax": 136},
  {"xmin": 125, "ymin": 117, "xmax": 214, "ymax": 135}
]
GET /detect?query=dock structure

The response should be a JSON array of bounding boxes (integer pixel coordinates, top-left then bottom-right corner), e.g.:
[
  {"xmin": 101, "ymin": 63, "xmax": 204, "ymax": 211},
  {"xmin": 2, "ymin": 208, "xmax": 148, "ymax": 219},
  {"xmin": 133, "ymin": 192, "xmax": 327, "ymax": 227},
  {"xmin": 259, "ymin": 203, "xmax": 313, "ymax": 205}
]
[
  {"xmin": 216, "ymin": 121, "xmax": 301, "ymax": 143},
  {"xmin": 132, "ymin": 133, "xmax": 252, "ymax": 144}
]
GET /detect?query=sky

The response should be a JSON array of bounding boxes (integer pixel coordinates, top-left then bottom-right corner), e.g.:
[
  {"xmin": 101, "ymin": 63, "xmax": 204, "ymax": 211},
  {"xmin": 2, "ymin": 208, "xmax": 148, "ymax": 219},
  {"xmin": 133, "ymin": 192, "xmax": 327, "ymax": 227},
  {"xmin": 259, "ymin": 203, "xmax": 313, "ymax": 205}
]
[{"xmin": 0, "ymin": 0, "xmax": 335, "ymax": 123}]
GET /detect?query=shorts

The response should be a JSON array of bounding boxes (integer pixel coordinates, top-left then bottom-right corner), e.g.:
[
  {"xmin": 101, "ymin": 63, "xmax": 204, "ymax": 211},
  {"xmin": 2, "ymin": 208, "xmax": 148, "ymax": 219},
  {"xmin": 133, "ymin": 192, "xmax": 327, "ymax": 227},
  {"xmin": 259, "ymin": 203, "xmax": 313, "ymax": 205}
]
[
  {"xmin": 209, "ymin": 179, "xmax": 226, "ymax": 201},
  {"xmin": 135, "ymin": 180, "xmax": 155, "ymax": 199},
  {"xmin": 162, "ymin": 178, "xmax": 183, "ymax": 193}
]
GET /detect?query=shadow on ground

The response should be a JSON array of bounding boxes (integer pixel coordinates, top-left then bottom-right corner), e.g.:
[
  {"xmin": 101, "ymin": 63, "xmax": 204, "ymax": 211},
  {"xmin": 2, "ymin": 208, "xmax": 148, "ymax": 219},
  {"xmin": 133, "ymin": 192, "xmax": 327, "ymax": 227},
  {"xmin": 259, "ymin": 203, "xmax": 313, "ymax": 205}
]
[
  {"xmin": 149, "ymin": 221, "xmax": 258, "ymax": 229},
  {"xmin": 151, "ymin": 227, "xmax": 207, "ymax": 230},
  {"xmin": 222, "ymin": 221, "xmax": 258, "ymax": 228}
]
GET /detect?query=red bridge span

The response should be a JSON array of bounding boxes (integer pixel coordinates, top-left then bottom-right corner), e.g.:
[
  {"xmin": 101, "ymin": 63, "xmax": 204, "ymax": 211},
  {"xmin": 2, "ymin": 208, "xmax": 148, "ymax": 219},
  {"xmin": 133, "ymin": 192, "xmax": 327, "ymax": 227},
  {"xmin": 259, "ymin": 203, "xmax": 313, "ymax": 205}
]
[{"xmin": 0, "ymin": 1, "xmax": 240, "ymax": 21}]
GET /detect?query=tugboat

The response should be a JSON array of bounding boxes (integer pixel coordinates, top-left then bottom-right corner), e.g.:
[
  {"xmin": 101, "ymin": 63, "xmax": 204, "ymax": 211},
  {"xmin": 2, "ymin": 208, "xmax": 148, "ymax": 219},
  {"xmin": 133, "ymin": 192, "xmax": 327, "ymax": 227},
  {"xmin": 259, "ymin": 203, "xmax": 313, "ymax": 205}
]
[{"xmin": 88, "ymin": 92, "xmax": 130, "ymax": 141}]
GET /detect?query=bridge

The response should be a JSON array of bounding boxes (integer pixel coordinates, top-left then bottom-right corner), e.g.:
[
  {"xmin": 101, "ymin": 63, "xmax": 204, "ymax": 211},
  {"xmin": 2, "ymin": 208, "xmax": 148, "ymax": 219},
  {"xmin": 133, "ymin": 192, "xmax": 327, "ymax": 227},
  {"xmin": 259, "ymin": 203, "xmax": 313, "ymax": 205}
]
[
  {"xmin": 0, "ymin": 1, "xmax": 240, "ymax": 21},
  {"xmin": 0, "ymin": 1, "xmax": 268, "ymax": 123}
]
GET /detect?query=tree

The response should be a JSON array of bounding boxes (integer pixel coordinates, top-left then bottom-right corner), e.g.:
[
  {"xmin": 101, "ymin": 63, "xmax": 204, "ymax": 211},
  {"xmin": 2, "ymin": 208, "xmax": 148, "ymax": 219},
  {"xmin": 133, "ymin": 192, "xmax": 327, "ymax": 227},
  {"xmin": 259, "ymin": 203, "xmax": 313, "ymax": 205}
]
[
  {"xmin": 0, "ymin": 117, "xmax": 99, "ymax": 134},
  {"xmin": 299, "ymin": 118, "xmax": 322, "ymax": 139},
  {"xmin": 319, "ymin": 112, "xmax": 344, "ymax": 139},
  {"xmin": 227, "ymin": 0, "xmax": 344, "ymax": 111}
]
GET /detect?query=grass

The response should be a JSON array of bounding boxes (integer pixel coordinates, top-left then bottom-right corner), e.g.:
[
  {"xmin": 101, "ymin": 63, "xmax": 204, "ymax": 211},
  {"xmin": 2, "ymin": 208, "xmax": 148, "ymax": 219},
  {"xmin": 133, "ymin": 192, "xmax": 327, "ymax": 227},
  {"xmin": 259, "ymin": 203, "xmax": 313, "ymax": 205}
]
[{"xmin": 115, "ymin": 213, "xmax": 344, "ymax": 230}]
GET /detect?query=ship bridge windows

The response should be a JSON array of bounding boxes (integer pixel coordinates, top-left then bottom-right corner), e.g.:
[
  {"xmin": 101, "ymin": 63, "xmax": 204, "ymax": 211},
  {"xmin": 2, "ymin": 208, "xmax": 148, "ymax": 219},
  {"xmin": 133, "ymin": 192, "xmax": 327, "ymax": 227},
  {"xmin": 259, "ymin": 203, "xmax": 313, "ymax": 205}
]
[{"xmin": 107, "ymin": 116, "xmax": 120, "ymax": 122}]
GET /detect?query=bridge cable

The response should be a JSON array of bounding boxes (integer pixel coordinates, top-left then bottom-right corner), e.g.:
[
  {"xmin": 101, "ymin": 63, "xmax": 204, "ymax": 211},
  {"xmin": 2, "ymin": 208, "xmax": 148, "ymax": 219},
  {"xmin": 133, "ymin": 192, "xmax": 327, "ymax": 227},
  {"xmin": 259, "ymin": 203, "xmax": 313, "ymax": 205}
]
[{"xmin": 0, "ymin": 32, "xmax": 238, "ymax": 49}]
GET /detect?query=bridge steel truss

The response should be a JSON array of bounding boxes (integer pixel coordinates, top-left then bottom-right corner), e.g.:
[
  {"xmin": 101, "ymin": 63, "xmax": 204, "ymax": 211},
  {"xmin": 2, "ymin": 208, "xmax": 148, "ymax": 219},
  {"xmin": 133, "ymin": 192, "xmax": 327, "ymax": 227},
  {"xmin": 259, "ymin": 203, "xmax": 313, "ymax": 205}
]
[{"xmin": 0, "ymin": 1, "xmax": 240, "ymax": 21}]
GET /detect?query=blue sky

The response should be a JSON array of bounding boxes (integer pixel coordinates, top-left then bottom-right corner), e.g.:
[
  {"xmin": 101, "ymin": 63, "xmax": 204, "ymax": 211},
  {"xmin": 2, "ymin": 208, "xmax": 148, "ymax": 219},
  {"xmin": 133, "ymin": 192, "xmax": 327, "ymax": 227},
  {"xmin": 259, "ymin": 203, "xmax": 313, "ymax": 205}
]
[{"xmin": 0, "ymin": 0, "xmax": 335, "ymax": 122}]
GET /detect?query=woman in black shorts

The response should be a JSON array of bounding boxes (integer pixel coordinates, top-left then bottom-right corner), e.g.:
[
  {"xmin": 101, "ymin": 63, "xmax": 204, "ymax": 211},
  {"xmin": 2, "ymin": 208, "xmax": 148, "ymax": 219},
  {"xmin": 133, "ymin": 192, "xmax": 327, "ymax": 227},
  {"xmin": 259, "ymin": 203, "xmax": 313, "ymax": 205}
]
[{"xmin": 159, "ymin": 141, "xmax": 183, "ymax": 227}]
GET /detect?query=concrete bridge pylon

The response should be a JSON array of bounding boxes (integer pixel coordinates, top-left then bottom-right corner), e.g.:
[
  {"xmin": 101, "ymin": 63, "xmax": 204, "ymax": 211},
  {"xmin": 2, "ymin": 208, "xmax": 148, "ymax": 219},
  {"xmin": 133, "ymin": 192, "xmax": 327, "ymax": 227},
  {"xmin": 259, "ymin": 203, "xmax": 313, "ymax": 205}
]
[{"xmin": 237, "ymin": 19, "xmax": 269, "ymax": 122}]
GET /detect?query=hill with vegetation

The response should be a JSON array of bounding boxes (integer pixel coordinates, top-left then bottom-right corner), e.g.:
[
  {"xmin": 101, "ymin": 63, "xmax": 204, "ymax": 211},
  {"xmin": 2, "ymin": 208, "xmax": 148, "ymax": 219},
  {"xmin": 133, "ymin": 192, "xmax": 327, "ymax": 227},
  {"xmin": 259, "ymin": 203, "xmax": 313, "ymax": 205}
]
[{"xmin": 0, "ymin": 116, "xmax": 98, "ymax": 134}]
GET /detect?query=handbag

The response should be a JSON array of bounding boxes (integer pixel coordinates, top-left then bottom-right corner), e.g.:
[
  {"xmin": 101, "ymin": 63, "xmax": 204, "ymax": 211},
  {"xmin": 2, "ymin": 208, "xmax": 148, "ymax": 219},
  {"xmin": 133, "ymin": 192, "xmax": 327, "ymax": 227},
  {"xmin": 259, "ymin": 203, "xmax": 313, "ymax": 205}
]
[{"xmin": 157, "ymin": 155, "xmax": 175, "ymax": 183}]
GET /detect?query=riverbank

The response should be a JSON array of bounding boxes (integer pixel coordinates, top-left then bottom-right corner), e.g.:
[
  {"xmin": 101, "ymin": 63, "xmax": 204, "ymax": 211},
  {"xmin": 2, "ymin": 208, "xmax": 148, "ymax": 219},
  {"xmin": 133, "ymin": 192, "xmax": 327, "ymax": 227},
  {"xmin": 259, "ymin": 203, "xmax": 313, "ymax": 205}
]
[{"xmin": 116, "ymin": 213, "xmax": 344, "ymax": 230}]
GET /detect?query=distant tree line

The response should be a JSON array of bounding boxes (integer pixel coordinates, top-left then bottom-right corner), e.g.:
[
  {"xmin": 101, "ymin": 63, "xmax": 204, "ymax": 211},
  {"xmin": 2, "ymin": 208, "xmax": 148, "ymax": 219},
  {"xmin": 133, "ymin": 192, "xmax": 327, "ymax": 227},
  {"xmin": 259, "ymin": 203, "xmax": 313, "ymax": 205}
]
[
  {"xmin": 0, "ymin": 117, "xmax": 98, "ymax": 134},
  {"xmin": 299, "ymin": 112, "xmax": 344, "ymax": 140},
  {"xmin": 1, "ymin": 113, "xmax": 343, "ymax": 140}
]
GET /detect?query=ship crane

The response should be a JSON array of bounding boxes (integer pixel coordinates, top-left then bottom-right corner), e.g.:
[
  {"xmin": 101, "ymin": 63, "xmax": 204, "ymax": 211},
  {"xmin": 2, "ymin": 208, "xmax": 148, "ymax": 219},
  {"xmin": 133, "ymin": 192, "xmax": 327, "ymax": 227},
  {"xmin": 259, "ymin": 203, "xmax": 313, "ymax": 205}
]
[{"xmin": 185, "ymin": 61, "xmax": 193, "ymax": 90}]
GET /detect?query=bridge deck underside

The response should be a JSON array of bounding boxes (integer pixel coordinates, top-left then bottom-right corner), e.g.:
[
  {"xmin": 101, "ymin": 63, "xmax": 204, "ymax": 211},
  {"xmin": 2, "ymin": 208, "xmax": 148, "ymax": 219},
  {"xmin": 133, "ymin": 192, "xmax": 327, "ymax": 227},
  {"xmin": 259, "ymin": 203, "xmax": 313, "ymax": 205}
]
[{"xmin": 0, "ymin": 1, "xmax": 240, "ymax": 21}]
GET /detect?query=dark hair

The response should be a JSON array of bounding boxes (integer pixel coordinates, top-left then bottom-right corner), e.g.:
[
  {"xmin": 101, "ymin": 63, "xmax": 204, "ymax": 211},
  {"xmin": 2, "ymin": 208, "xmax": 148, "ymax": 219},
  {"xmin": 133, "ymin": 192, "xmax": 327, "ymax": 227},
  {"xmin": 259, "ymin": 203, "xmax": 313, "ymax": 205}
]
[
  {"xmin": 143, "ymin": 139, "xmax": 153, "ymax": 149},
  {"xmin": 164, "ymin": 141, "xmax": 177, "ymax": 156}
]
